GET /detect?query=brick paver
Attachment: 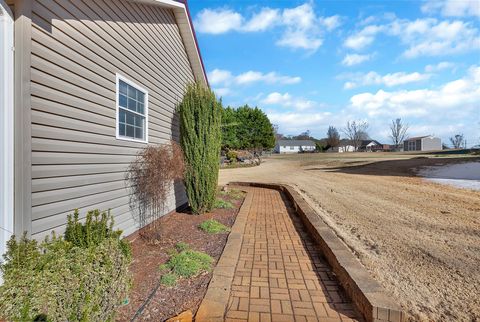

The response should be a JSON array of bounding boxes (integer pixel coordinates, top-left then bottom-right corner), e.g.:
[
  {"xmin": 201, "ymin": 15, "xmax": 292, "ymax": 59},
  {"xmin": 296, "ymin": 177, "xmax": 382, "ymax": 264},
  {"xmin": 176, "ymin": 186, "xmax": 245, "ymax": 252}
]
[{"xmin": 225, "ymin": 187, "xmax": 362, "ymax": 322}]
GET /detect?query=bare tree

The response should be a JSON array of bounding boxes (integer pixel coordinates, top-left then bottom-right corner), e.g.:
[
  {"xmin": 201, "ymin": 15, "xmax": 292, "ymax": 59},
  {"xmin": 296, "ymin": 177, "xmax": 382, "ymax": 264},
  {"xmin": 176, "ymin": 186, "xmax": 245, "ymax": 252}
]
[
  {"xmin": 450, "ymin": 133, "xmax": 465, "ymax": 149},
  {"xmin": 342, "ymin": 121, "xmax": 369, "ymax": 151},
  {"xmin": 389, "ymin": 118, "xmax": 409, "ymax": 151},
  {"xmin": 326, "ymin": 126, "xmax": 340, "ymax": 148},
  {"xmin": 272, "ymin": 124, "xmax": 284, "ymax": 140}
]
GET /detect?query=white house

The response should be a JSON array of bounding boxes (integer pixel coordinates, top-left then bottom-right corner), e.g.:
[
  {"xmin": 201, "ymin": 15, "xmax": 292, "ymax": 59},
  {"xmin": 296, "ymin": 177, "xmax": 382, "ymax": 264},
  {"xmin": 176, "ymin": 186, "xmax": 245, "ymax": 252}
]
[
  {"xmin": 404, "ymin": 136, "xmax": 442, "ymax": 151},
  {"xmin": 275, "ymin": 140, "xmax": 316, "ymax": 153}
]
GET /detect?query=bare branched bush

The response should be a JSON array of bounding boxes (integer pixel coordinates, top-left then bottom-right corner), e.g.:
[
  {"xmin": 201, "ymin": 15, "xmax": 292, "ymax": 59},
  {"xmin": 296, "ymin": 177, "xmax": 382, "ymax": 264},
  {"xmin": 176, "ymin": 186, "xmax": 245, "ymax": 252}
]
[{"xmin": 125, "ymin": 141, "xmax": 185, "ymax": 241}]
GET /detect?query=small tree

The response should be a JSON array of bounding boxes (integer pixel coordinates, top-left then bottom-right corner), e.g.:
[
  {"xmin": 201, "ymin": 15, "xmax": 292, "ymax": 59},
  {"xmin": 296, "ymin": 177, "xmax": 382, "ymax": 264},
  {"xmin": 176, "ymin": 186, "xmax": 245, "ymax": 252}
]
[
  {"xmin": 125, "ymin": 142, "xmax": 185, "ymax": 240},
  {"xmin": 343, "ymin": 121, "xmax": 369, "ymax": 151},
  {"xmin": 235, "ymin": 105, "xmax": 275, "ymax": 150},
  {"xmin": 221, "ymin": 106, "xmax": 239, "ymax": 150},
  {"xmin": 326, "ymin": 126, "xmax": 340, "ymax": 148},
  {"xmin": 450, "ymin": 133, "xmax": 465, "ymax": 149},
  {"xmin": 179, "ymin": 83, "xmax": 222, "ymax": 214},
  {"xmin": 390, "ymin": 118, "xmax": 409, "ymax": 151}
]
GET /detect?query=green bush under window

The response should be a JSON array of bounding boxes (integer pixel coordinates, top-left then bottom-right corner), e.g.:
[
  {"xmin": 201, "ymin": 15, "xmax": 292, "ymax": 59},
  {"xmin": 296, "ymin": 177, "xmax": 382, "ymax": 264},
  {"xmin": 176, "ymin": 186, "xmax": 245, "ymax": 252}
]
[{"xmin": 0, "ymin": 210, "xmax": 132, "ymax": 322}]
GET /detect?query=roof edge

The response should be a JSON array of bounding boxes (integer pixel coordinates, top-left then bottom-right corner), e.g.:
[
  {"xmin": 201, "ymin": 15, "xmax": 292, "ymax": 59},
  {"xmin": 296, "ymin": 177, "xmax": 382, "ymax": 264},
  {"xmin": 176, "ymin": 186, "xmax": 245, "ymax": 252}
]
[{"xmin": 131, "ymin": 0, "xmax": 208, "ymax": 86}]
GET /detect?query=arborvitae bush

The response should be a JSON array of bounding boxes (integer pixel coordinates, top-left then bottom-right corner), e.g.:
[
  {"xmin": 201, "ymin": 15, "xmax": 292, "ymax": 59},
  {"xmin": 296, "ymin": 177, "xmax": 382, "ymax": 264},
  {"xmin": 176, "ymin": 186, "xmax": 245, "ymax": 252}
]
[{"xmin": 178, "ymin": 82, "xmax": 222, "ymax": 214}]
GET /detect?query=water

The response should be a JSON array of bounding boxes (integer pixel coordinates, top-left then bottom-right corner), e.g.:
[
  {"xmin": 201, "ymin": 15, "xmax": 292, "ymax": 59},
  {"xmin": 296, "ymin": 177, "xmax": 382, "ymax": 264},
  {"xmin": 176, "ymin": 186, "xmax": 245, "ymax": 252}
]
[{"xmin": 418, "ymin": 161, "xmax": 480, "ymax": 191}]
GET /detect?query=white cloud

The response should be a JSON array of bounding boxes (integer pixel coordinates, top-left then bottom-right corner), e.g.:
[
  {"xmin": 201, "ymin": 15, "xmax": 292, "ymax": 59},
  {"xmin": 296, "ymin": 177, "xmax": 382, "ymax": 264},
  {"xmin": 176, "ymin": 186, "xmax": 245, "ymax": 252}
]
[
  {"xmin": 194, "ymin": 9, "xmax": 243, "ymax": 34},
  {"xmin": 208, "ymin": 69, "xmax": 301, "ymax": 88},
  {"xmin": 343, "ymin": 71, "xmax": 431, "ymax": 89},
  {"xmin": 267, "ymin": 111, "xmax": 333, "ymax": 133},
  {"xmin": 344, "ymin": 18, "xmax": 480, "ymax": 58},
  {"xmin": 422, "ymin": 0, "xmax": 480, "ymax": 17},
  {"xmin": 276, "ymin": 3, "xmax": 324, "ymax": 51},
  {"xmin": 392, "ymin": 19, "xmax": 480, "ymax": 58},
  {"xmin": 236, "ymin": 71, "xmax": 301, "ymax": 85},
  {"xmin": 194, "ymin": 3, "xmax": 341, "ymax": 53},
  {"xmin": 243, "ymin": 8, "xmax": 280, "ymax": 32},
  {"xmin": 425, "ymin": 61, "xmax": 456, "ymax": 72},
  {"xmin": 213, "ymin": 87, "xmax": 232, "ymax": 97},
  {"xmin": 342, "ymin": 53, "xmax": 373, "ymax": 66},
  {"xmin": 320, "ymin": 15, "xmax": 342, "ymax": 31},
  {"xmin": 262, "ymin": 92, "xmax": 316, "ymax": 111},
  {"xmin": 208, "ymin": 69, "xmax": 233, "ymax": 86},
  {"xmin": 349, "ymin": 65, "xmax": 480, "ymax": 117},
  {"xmin": 344, "ymin": 25, "xmax": 384, "ymax": 50}
]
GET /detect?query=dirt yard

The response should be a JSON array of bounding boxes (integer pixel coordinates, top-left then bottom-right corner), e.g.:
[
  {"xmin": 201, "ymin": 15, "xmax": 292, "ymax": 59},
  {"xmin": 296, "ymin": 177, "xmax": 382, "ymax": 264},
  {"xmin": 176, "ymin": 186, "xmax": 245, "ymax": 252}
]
[{"xmin": 219, "ymin": 153, "xmax": 480, "ymax": 321}]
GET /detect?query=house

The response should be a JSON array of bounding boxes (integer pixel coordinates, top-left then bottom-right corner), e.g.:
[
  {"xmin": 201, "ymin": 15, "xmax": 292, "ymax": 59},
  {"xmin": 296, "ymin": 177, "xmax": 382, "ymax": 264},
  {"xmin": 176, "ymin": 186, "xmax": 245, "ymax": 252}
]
[
  {"xmin": 0, "ymin": 0, "xmax": 207, "ymax": 257},
  {"xmin": 358, "ymin": 140, "xmax": 391, "ymax": 152},
  {"xmin": 358, "ymin": 140, "xmax": 382, "ymax": 152},
  {"xmin": 327, "ymin": 139, "xmax": 355, "ymax": 153},
  {"xmin": 275, "ymin": 140, "xmax": 316, "ymax": 153},
  {"xmin": 404, "ymin": 136, "xmax": 442, "ymax": 151}
]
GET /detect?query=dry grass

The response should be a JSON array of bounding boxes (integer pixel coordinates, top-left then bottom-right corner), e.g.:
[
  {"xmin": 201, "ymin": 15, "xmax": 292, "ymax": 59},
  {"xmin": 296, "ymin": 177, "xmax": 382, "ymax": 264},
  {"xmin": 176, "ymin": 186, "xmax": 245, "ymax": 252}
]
[{"xmin": 220, "ymin": 153, "xmax": 480, "ymax": 321}]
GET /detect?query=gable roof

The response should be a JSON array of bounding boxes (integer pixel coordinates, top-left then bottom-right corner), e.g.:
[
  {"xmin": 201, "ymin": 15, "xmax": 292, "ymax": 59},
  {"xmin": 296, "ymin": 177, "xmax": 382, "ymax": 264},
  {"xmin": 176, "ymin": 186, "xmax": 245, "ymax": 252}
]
[
  {"xmin": 405, "ymin": 135, "xmax": 431, "ymax": 141},
  {"xmin": 360, "ymin": 140, "xmax": 382, "ymax": 146},
  {"xmin": 277, "ymin": 140, "xmax": 316, "ymax": 147},
  {"xmin": 134, "ymin": 0, "xmax": 208, "ymax": 86}
]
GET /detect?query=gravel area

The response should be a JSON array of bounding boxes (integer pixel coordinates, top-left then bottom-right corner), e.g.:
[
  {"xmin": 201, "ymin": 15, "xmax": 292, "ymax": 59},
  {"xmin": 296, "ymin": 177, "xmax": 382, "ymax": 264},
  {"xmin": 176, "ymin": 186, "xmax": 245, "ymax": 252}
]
[{"xmin": 220, "ymin": 153, "xmax": 480, "ymax": 321}]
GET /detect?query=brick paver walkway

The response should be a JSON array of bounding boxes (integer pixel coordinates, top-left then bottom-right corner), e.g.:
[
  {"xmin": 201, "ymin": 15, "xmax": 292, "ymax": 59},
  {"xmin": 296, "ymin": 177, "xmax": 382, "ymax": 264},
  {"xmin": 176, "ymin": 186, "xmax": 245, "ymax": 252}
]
[{"xmin": 225, "ymin": 187, "xmax": 362, "ymax": 322}]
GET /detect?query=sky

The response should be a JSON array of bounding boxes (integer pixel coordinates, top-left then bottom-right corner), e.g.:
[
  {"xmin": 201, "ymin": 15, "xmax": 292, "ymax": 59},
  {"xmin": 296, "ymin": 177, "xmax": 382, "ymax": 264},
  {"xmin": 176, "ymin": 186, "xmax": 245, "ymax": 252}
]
[{"xmin": 188, "ymin": 0, "xmax": 480, "ymax": 147}]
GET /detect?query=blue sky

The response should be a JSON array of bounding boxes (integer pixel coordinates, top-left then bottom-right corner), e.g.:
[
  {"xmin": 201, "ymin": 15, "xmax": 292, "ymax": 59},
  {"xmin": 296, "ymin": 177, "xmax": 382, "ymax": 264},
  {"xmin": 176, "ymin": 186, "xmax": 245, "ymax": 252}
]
[{"xmin": 189, "ymin": 0, "xmax": 480, "ymax": 146}]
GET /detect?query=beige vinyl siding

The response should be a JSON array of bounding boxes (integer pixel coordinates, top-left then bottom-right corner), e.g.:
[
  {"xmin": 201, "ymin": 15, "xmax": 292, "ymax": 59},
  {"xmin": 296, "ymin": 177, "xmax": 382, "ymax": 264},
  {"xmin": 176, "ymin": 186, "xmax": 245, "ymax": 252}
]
[{"xmin": 30, "ymin": 0, "xmax": 195, "ymax": 238}]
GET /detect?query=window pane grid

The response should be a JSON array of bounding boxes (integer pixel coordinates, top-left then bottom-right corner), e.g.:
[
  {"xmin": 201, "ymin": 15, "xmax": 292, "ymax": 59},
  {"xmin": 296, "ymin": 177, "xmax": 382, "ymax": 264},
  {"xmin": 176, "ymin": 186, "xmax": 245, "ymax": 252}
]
[
  {"xmin": 117, "ymin": 77, "xmax": 147, "ymax": 142},
  {"xmin": 119, "ymin": 80, "xmax": 146, "ymax": 115}
]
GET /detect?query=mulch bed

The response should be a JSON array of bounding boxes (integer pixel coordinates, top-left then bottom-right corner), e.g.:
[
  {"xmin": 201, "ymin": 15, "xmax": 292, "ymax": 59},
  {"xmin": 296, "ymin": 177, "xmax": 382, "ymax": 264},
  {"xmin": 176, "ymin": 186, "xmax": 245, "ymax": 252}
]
[{"xmin": 116, "ymin": 193, "xmax": 244, "ymax": 322}]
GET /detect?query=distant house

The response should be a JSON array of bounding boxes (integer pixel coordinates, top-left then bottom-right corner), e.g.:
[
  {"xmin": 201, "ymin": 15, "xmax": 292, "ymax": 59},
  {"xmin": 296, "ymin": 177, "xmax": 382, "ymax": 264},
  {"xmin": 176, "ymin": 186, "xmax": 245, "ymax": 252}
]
[
  {"xmin": 275, "ymin": 140, "xmax": 316, "ymax": 153},
  {"xmin": 358, "ymin": 140, "xmax": 382, "ymax": 152},
  {"xmin": 404, "ymin": 136, "xmax": 442, "ymax": 151},
  {"xmin": 327, "ymin": 139, "xmax": 354, "ymax": 153},
  {"xmin": 358, "ymin": 140, "xmax": 392, "ymax": 152}
]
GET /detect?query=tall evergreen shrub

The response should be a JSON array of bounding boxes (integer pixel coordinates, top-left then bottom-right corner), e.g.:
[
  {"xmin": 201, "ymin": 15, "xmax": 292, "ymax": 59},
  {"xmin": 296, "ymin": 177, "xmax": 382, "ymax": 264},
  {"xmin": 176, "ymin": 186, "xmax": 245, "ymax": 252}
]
[{"xmin": 178, "ymin": 83, "xmax": 222, "ymax": 214}]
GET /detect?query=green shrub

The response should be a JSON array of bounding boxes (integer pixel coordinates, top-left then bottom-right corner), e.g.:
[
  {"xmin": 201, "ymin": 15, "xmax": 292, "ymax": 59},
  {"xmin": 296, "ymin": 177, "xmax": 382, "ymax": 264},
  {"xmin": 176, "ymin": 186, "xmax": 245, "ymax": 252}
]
[
  {"xmin": 159, "ymin": 243, "xmax": 213, "ymax": 286},
  {"xmin": 178, "ymin": 82, "xmax": 222, "ymax": 214},
  {"xmin": 0, "ymin": 210, "xmax": 132, "ymax": 322},
  {"xmin": 65, "ymin": 209, "xmax": 131, "ymax": 259},
  {"xmin": 160, "ymin": 273, "xmax": 177, "ymax": 287},
  {"xmin": 175, "ymin": 242, "xmax": 190, "ymax": 252},
  {"xmin": 226, "ymin": 150, "xmax": 238, "ymax": 162},
  {"xmin": 220, "ymin": 188, "xmax": 244, "ymax": 200},
  {"xmin": 213, "ymin": 199, "xmax": 234, "ymax": 209},
  {"xmin": 199, "ymin": 219, "xmax": 230, "ymax": 234}
]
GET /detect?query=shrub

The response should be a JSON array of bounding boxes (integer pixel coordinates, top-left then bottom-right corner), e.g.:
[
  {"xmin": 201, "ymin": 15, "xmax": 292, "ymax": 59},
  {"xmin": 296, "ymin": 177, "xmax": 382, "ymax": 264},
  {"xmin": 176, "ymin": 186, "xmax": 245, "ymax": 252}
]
[
  {"xmin": 160, "ymin": 273, "xmax": 177, "ymax": 287},
  {"xmin": 220, "ymin": 188, "xmax": 244, "ymax": 200},
  {"xmin": 199, "ymin": 219, "xmax": 230, "ymax": 234},
  {"xmin": 226, "ymin": 150, "xmax": 238, "ymax": 162},
  {"xmin": 65, "ymin": 209, "xmax": 131, "ymax": 259},
  {"xmin": 0, "ymin": 211, "xmax": 132, "ymax": 322},
  {"xmin": 178, "ymin": 82, "xmax": 222, "ymax": 214},
  {"xmin": 213, "ymin": 199, "xmax": 234, "ymax": 209},
  {"xmin": 159, "ymin": 243, "xmax": 213, "ymax": 286},
  {"xmin": 125, "ymin": 142, "xmax": 185, "ymax": 241}
]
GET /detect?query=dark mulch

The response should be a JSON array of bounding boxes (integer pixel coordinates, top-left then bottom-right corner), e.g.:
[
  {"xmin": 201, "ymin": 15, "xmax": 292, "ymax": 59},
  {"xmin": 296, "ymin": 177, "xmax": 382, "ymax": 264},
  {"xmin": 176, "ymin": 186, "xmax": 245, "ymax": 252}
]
[{"xmin": 116, "ymin": 194, "xmax": 244, "ymax": 322}]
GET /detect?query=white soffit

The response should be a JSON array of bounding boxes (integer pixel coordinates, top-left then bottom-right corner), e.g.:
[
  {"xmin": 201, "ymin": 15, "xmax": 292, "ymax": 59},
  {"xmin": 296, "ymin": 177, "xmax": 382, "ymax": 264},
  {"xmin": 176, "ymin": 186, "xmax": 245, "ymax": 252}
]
[{"xmin": 131, "ymin": 0, "xmax": 208, "ymax": 86}]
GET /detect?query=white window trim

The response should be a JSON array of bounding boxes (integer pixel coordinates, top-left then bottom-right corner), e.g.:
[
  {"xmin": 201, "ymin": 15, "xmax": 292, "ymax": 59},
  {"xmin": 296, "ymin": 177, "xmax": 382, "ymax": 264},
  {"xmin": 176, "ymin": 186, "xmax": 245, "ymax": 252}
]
[
  {"xmin": 0, "ymin": 0, "xmax": 14, "ymax": 275},
  {"xmin": 115, "ymin": 73, "xmax": 149, "ymax": 144}
]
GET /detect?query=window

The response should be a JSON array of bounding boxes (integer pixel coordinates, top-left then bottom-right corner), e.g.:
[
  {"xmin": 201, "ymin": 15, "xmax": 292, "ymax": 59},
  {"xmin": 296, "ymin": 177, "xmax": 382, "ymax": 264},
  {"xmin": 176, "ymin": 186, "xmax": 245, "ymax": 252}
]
[
  {"xmin": 116, "ymin": 74, "xmax": 148, "ymax": 143},
  {"xmin": 290, "ymin": 146, "xmax": 294, "ymax": 150}
]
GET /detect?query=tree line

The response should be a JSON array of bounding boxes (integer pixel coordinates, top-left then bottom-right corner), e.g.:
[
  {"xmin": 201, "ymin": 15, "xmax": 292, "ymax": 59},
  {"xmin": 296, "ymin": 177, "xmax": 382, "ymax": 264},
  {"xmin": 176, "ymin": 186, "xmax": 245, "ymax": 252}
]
[
  {"xmin": 277, "ymin": 118, "xmax": 468, "ymax": 151},
  {"xmin": 222, "ymin": 105, "xmax": 275, "ymax": 151}
]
